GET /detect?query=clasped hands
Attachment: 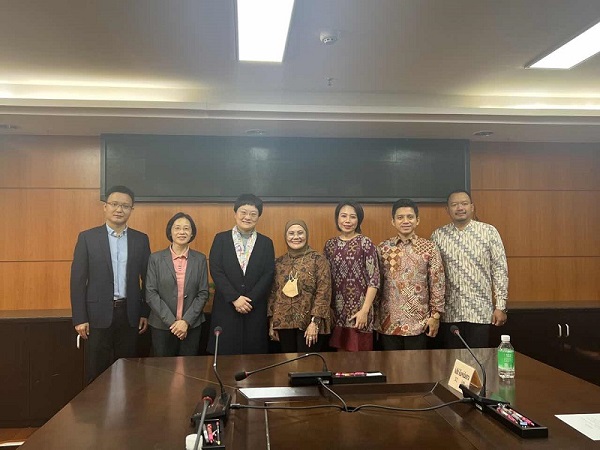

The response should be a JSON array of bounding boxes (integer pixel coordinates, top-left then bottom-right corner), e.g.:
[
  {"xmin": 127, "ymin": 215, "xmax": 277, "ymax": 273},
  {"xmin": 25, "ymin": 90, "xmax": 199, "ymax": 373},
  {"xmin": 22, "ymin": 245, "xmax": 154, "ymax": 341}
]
[
  {"xmin": 233, "ymin": 296, "xmax": 253, "ymax": 314},
  {"xmin": 170, "ymin": 319, "xmax": 188, "ymax": 340}
]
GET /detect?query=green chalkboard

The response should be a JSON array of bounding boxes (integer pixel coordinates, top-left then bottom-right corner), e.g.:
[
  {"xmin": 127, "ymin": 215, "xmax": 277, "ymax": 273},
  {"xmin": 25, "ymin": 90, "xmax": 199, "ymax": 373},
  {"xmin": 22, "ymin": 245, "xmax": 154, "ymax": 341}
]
[{"xmin": 101, "ymin": 134, "xmax": 469, "ymax": 203}]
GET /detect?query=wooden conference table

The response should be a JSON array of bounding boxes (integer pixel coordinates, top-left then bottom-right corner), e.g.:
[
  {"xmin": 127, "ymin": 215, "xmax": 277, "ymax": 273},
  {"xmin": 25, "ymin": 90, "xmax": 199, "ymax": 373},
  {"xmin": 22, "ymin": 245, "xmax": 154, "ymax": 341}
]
[{"xmin": 20, "ymin": 349, "xmax": 600, "ymax": 449}]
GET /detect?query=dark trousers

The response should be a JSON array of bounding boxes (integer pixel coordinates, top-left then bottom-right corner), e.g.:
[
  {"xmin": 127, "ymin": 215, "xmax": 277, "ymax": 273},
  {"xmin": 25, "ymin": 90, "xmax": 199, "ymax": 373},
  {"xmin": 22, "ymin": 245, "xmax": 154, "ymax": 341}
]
[
  {"xmin": 86, "ymin": 305, "xmax": 138, "ymax": 383},
  {"xmin": 379, "ymin": 333, "xmax": 428, "ymax": 350},
  {"xmin": 439, "ymin": 322, "xmax": 491, "ymax": 349},
  {"xmin": 151, "ymin": 325, "xmax": 202, "ymax": 357},
  {"xmin": 278, "ymin": 329, "xmax": 324, "ymax": 353}
]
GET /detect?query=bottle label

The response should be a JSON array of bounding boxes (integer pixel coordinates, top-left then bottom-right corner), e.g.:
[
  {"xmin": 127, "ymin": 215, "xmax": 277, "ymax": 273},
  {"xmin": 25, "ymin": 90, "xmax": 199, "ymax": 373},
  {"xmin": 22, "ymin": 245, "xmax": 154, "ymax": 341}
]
[{"xmin": 498, "ymin": 349, "xmax": 515, "ymax": 370}]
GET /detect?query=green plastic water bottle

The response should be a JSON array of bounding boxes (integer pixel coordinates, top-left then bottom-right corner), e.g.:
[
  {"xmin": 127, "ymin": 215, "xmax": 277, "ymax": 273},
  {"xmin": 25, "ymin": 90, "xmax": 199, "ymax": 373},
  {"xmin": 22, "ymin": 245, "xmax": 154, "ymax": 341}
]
[{"xmin": 498, "ymin": 335, "xmax": 515, "ymax": 379}]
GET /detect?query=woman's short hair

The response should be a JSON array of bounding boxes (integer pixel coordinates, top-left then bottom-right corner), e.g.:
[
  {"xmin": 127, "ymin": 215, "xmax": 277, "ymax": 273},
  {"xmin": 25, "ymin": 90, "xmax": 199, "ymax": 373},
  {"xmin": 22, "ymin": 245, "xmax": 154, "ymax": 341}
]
[
  {"xmin": 233, "ymin": 194, "xmax": 264, "ymax": 216},
  {"xmin": 334, "ymin": 200, "xmax": 364, "ymax": 233},
  {"xmin": 166, "ymin": 212, "xmax": 197, "ymax": 243}
]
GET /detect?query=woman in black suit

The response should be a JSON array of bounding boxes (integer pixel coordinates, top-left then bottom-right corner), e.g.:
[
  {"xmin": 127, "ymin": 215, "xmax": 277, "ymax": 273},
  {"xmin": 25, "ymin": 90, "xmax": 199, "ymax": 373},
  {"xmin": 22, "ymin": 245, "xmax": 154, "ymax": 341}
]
[
  {"xmin": 146, "ymin": 212, "xmax": 209, "ymax": 356},
  {"xmin": 207, "ymin": 194, "xmax": 275, "ymax": 355}
]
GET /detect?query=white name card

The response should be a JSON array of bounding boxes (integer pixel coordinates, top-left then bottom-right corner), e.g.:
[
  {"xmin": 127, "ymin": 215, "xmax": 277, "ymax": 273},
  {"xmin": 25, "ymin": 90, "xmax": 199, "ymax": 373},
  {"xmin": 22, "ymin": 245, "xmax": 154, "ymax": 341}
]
[{"xmin": 448, "ymin": 359, "xmax": 482, "ymax": 393}]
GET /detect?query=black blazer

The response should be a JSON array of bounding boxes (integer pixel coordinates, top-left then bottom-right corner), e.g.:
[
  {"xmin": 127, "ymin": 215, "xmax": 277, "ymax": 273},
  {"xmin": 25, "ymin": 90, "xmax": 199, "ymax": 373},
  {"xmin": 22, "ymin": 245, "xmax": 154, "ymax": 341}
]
[
  {"xmin": 70, "ymin": 225, "xmax": 151, "ymax": 328},
  {"xmin": 207, "ymin": 230, "xmax": 275, "ymax": 355}
]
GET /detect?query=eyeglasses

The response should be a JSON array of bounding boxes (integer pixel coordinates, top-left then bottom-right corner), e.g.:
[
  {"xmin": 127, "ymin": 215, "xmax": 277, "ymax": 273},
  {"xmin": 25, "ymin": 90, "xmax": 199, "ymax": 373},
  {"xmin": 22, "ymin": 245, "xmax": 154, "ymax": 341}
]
[
  {"xmin": 105, "ymin": 201, "xmax": 133, "ymax": 211},
  {"xmin": 238, "ymin": 210, "xmax": 259, "ymax": 220}
]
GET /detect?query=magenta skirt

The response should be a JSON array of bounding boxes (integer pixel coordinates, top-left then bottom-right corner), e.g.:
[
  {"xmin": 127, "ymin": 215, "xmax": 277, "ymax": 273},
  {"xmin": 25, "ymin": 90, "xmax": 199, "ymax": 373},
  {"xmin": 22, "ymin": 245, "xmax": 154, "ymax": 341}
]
[{"xmin": 329, "ymin": 326, "xmax": 373, "ymax": 351}]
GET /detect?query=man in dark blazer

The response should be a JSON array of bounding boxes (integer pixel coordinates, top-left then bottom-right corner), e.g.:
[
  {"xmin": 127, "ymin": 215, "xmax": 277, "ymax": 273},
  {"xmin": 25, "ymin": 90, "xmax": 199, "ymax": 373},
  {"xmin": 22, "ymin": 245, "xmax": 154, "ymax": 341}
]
[
  {"xmin": 207, "ymin": 194, "xmax": 275, "ymax": 355},
  {"xmin": 71, "ymin": 185, "xmax": 151, "ymax": 383}
]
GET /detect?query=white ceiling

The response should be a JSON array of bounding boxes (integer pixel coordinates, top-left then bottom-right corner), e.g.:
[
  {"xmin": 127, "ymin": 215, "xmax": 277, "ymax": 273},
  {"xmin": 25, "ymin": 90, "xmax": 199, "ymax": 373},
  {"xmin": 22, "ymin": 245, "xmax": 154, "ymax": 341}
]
[{"xmin": 1, "ymin": 0, "xmax": 600, "ymax": 142}]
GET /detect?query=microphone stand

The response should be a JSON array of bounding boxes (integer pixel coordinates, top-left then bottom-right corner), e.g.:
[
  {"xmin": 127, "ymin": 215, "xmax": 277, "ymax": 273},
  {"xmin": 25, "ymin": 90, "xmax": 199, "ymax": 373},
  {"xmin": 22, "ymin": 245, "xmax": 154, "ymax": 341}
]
[
  {"xmin": 458, "ymin": 384, "xmax": 501, "ymax": 410},
  {"xmin": 192, "ymin": 397, "xmax": 210, "ymax": 450},
  {"xmin": 191, "ymin": 327, "xmax": 231, "ymax": 425},
  {"xmin": 235, "ymin": 353, "xmax": 331, "ymax": 386},
  {"xmin": 451, "ymin": 326, "xmax": 503, "ymax": 410},
  {"xmin": 192, "ymin": 388, "xmax": 216, "ymax": 450},
  {"xmin": 206, "ymin": 327, "xmax": 231, "ymax": 420}
]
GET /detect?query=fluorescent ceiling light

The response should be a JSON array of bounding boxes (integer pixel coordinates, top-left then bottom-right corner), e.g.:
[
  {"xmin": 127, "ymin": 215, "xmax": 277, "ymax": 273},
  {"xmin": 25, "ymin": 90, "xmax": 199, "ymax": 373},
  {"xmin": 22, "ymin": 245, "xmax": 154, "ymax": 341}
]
[
  {"xmin": 237, "ymin": 0, "xmax": 294, "ymax": 62},
  {"xmin": 528, "ymin": 21, "xmax": 600, "ymax": 69}
]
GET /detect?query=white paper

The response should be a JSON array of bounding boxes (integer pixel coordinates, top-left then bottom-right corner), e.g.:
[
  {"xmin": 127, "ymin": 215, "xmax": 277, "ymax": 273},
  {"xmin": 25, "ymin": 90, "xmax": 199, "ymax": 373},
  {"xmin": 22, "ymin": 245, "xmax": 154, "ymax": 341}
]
[{"xmin": 556, "ymin": 413, "xmax": 600, "ymax": 441}]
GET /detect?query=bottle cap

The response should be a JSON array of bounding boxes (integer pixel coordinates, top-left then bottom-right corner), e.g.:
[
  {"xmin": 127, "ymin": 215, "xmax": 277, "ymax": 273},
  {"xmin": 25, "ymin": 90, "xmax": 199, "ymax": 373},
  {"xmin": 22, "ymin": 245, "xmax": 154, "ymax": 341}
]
[{"xmin": 501, "ymin": 334, "xmax": 511, "ymax": 342}]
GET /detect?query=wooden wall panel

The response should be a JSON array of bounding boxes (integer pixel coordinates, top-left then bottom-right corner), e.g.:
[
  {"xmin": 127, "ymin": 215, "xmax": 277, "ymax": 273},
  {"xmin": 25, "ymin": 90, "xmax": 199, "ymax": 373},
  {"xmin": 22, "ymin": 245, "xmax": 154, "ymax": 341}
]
[
  {"xmin": 0, "ymin": 189, "xmax": 101, "ymax": 261},
  {"xmin": 0, "ymin": 201, "xmax": 448, "ymax": 311},
  {"xmin": 472, "ymin": 141, "xmax": 600, "ymax": 305},
  {"xmin": 0, "ymin": 135, "xmax": 598, "ymax": 311},
  {"xmin": 471, "ymin": 141, "xmax": 600, "ymax": 191},
  {"xmin": 131, "ymin": 202, "xmax": 449, "ymax": 258},
  {"xmin": 471, "ymin": 190, "xmax": 600, "ymax": 257},
  {"xmin": 0, "ymin": 262, "xmax": 71, "ymax": 310},
  {"xmin": 0, "ymin": 136, "xmax": 99, "ymax": 188},
  {"xmin": 508, "ymin": 257, "xmax": 600, "ymax": 301}
]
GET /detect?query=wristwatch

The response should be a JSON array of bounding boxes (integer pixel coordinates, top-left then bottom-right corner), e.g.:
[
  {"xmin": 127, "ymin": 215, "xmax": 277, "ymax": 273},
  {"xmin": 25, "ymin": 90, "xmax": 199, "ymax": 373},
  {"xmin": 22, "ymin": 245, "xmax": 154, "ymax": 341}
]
[
  {"xmin": 430, "ymin": 312, "xmax": 441, "ymax": 320},
  {"xmin": 311, "ymin": 316, "xmax": 322, "ymax": 331}
]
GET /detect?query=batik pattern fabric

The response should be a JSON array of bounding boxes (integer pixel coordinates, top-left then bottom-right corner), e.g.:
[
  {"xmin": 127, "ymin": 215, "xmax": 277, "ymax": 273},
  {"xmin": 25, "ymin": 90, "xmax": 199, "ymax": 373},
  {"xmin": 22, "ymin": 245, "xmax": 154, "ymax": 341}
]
[
  {"xmin": 431, "ymin": 220, "xmax": 508, "ymax": 324},
  {"xmin": 268, "ymin": 250, "xmax": 332, "ymax": 334},
  {"xmin": 375, "ymin": 234, "xmax": 445, "ymax": 336},
  {"xmin": 324, "ymin": 235, "xmax": 380, "ymax": 332}
]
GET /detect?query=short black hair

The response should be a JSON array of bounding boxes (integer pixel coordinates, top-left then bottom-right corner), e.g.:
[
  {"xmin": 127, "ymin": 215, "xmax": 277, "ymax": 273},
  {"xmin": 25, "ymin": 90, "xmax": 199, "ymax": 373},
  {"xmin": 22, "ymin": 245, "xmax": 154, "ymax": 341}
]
[
  {"xmin": 166, "ymin": 212, "xmax": 197, "ymax": 243},
  {"xmin": 234, "ymin": 194, "xmax": 264, "ymax": 216},
  {"xmin": 446, "ymin": 189, "xmax": 472, "ymax": 205},
  {"xmin": 334, "ymin": 201, "xmax": 364, "ymax": 233},
  {"xmin": 105, "ymin": 185, "xmax": 135, "ymax": 204},
  {"xmin": 391, "ymin": 199, "xmax": 419, "ymax": 218}
]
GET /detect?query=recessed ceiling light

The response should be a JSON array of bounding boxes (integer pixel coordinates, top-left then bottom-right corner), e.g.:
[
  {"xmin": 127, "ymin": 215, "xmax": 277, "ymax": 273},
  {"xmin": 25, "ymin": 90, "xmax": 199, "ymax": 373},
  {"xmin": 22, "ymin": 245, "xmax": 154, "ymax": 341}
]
[
  {"xmin": 320, "ymin": 32, "xmax": 338, "ymax": 45},
  {"xmin": 245, "ymin": 129, "xmax": 267, "ymax": 136},
  {"xmin": 473, "ymin": 130, "xmax": 494, "ymax": 137},
  {"xmin": 527, "ymin": 20, "xmax": 600, "ymax": 69},
  {"xmin": 0, "ymin": 124, "xmax": 20, "ymax": 130},
  {"xmin": 236, "ymin": 0, "xmax": 295, "ymax": 63}
]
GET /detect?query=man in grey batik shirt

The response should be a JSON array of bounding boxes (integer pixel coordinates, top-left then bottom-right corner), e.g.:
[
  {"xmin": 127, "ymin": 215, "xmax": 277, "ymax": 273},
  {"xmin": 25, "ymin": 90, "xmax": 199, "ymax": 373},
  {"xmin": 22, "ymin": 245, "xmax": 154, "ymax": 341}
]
[{"xmin": 431, "ymin": 190, "xmax": 508, "ymax": 348}]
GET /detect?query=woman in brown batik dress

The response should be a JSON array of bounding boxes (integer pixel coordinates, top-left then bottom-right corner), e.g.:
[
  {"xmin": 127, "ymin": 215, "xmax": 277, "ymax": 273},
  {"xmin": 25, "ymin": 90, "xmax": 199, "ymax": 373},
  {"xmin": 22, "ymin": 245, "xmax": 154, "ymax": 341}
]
[{"xmin": 268, "ymin": 219, "xmax": 331, "ymax": 353}]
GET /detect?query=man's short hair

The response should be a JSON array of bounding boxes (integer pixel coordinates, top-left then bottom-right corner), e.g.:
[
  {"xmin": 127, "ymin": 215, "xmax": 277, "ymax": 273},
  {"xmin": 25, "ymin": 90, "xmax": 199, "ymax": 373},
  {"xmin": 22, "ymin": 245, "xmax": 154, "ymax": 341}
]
[
  {"xmin": 166, "ymin": 212, "xmax": 197, "ymax": 243},
  {"xmin": 233, "ymin": 194, "xmax": 264, "ymax": 216},
  {"xmin": 391, "ymin": 198, "xmax": 419, "ymax": 218},
  {"xmin": 334, "ymin": 200, "xmax": 365, "ymax": 233},
  {"xmin": 446, "ymin": 189, "xmax": 472, "ymax": 205},
  {"xmin": 105, "ymin": 185, "xmax": 135, "ymax": 204}
]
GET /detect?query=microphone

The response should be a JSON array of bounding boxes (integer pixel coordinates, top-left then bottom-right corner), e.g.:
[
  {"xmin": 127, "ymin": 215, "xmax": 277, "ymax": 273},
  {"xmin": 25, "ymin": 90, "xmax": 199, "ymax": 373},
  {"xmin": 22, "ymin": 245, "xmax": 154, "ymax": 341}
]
[
  {"xmin": 450, "ymin": 325, "xmax": 487, "ymax": 397},
  {"xmin": 212, "ymin": 326, "xmax": 227, "ymax": 398},
  {"xmin": 191, "ymin": 386, "xmax": 216, "ymax": 450},
  {"xmin": 235, "ymin": 353, "xmax": 332, "ymax": 386},
  {"xmin": 450, "ymin": 325, "xmax": 499, "ymax": 409},
  {"xmin": 191, "ymin": 327, "xmax": 231, "ymax": 425},
  {"xmin": 207, "ymin": 326, "xmax": 232, "ymax": 420}
]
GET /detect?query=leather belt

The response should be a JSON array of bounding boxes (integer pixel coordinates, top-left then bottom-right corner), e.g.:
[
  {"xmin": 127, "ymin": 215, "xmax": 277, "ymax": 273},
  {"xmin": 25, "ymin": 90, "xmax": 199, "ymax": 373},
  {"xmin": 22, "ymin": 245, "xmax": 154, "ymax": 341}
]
[{"xmin": 113, "ymin": 298, "xmax": 127, "ymax": 308}]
